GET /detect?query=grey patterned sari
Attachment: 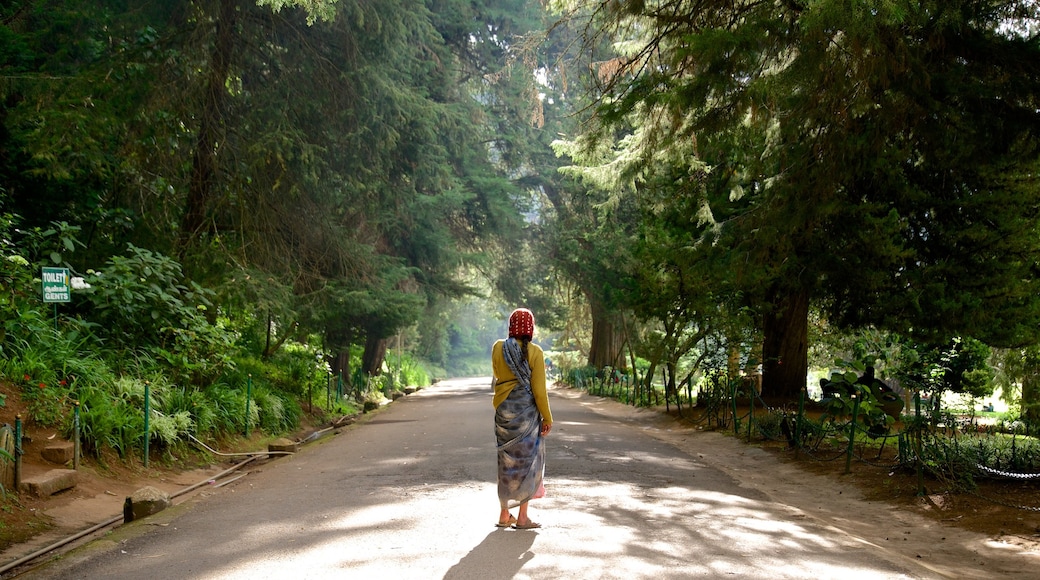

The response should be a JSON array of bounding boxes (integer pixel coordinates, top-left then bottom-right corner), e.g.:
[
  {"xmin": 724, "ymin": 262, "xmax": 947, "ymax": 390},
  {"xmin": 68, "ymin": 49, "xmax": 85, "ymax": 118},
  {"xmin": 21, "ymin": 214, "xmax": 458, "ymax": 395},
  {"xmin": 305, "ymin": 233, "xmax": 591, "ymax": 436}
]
[{"xmin": 495, "ymin": 338, "xmax": 546, "ymax": 508}]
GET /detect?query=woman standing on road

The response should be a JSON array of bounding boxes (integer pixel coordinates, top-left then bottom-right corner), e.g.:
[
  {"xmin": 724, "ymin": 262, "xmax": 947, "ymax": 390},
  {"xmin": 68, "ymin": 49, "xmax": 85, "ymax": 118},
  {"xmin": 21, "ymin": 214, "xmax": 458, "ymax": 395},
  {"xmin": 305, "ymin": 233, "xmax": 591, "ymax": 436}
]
[{"xmin": 492, "ymin": 308, "xmax": 553, "ymax": 530}]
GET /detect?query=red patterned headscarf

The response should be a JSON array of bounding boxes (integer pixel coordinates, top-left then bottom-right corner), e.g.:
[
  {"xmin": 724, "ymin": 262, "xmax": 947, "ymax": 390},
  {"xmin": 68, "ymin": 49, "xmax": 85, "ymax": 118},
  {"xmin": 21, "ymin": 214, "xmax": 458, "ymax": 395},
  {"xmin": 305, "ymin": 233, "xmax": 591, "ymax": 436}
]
[{"xmin": 508, "ymin": 308, "xmax": 535, "ymax": 339}]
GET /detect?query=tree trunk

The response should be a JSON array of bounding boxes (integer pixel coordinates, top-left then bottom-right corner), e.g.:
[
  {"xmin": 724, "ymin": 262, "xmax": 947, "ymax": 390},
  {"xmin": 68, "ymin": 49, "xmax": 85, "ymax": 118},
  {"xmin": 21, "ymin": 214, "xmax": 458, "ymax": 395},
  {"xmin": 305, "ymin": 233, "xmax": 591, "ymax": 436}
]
[
  {"xmin": 331, "ymin": 350, "xmax": 351, "ymax": 378},
  {"xmin": 761, "ymin": 287, "xmax": 810, "ymax": 402},
  {"xmin": 588, "ymin": 299, "xmax": 624, "ymax": 369},
  {"xmin": 362, "ymin": 335, "xmax": 389, "ymax": 376},
  {"xmin": 727, "ymin": 342, "xmax": 741, "ymax": 382},
  {"xmin": 1023, "ymin": 371, "xmax": 1040, "ymax": 425},
  {"xmin": 179, "ymin": 0, "xmax": 237, "ymax": 254},
  {"xmin": 262, "ymin": 320, "xmax": 298, "ymax": 360}
]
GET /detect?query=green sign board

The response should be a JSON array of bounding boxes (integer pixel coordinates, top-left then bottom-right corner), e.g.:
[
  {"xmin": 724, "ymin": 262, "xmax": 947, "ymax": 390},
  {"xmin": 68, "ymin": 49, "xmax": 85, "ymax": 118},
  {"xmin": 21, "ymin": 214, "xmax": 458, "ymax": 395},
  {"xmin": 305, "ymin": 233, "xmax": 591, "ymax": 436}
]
[{"xmin": 42, "ymin": 267, "xmax": 71, "ymax": 303}]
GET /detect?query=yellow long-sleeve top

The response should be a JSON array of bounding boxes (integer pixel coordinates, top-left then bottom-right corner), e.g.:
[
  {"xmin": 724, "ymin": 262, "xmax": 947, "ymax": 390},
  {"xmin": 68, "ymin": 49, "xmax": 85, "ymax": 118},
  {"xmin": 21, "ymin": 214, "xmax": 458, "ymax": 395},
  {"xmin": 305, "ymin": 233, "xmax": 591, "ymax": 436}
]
[{"xmin": 492, "ymin": 339, "xmax": 553, "ymax": 425}]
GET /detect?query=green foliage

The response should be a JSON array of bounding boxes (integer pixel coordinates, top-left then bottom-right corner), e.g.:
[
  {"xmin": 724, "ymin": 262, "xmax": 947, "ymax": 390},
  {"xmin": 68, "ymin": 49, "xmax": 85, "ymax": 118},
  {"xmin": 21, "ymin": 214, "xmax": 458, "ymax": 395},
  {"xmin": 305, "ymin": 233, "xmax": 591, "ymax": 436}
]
[
  {"xmin": 897, "ymin": 337, "xmax": 995, "ymax": 399},
  {"xmin": 200, "ymin": 382, "xmax": 247, "ymax": 435},
  {"xmin": 0, "ymin": 219, "xmax": 83, "ymax": 269},
  {"xmin": 76, "ymin": 380, "xmax": 145, "ymax": 458},
  {"xmin": 234, "ymin": 349, "xmax": 320, "ymax": 400},
  {"xmin": 754, "ymin": 410, "xmax": 785, "ymax": 441},
  {"xmin": 918, "ymin": 432, "xmax": 1040, "ymax": 486},
  {"xmin": 149, "ymin": 410, "xmax": 193, "ymax": 447},
  {"xmin": 162, "ymin": 386, "xmax": 213, "ymax": 435},
  {"xmin": 395, "ymin": 353, "xmax": 429, "ymax": 388},
  {"xmin": 0, "ymin": 215, "xmax": 85, "ymax": 348},
  {"xmin": 817, "ymin": 370, "xmax": 895, "ymax": 439},
  {"xmin": 83, "ymin": 245, "xmax": 233, "ymax": 385},
  {"xmin": 0, "ymin": 310, "xmax": 105, "ymax": 428},
  {"xmin": 557, "ymin": 0, "xmax": 1040, "ymax": 400},
  {"xmin": 255, "ymin": 0, "xmax": 339, "ymax": 24},
  {"xmin": 16, "ymin": 372, "xmax": 73, "ymax": 427},
  {"xmin": 252, "ymin": 386, "xmax": 300, "ymax": 433},
  {"xmin": 0, "ymin": 0, "xmax": 551, "ymax": 468}
]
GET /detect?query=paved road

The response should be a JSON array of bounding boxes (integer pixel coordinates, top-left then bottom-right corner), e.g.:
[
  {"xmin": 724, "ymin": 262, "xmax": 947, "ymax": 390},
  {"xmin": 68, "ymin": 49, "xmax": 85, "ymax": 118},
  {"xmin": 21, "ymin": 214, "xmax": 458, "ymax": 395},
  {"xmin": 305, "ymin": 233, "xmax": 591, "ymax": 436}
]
[{"xmin": 24, "ymin": 378, "xmax": 940, "ymax": 579}]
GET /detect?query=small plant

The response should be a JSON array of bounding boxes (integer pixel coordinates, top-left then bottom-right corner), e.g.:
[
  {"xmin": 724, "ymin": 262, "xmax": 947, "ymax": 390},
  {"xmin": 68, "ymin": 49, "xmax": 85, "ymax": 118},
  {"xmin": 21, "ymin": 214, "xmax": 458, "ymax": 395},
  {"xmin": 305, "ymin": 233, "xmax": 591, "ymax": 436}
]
[
  {"xmin": 18, "ymin": 373, "xmax": 72, "ymax": 427},
  {"xmin": 818, "ymin": 370, "xmax": 895, "ymax": 439},
  {"xmin": 150, "ymin": 410, "xmax": 194, "ymax": 447},
  {"xmin": 755, "ymin": 410, "xmax": 785, "ymax": 440}
]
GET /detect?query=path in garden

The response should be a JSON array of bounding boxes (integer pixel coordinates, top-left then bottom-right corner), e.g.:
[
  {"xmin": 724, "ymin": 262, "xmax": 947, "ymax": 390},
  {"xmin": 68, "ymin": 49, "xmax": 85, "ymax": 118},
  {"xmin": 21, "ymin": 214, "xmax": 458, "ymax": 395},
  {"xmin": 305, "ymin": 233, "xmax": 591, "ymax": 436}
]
[{"xmin": 20, "ymin": 378, "xmax": 1039, "ymax": 579}]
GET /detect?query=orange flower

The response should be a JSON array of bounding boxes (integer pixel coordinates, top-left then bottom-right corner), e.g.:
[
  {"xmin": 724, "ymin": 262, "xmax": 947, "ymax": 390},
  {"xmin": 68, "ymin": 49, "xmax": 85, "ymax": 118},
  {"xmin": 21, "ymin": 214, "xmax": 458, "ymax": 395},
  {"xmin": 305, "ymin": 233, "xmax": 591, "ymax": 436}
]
[
  {"xmin": 38, "ymin": 382, "xmax": 46, "ymax": 389},
  {"xmin": 23, "ymin": 374, "xmax": 30, "ymax": 381}
]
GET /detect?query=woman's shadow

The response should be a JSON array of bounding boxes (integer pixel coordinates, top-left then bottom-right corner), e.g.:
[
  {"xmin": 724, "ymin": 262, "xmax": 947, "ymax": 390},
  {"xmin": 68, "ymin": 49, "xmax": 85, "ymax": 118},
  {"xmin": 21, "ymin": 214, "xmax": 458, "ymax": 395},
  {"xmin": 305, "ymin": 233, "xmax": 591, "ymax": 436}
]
[{"xmin": 443, "ymin": 529, "xmax": 537, "ymax": 579}]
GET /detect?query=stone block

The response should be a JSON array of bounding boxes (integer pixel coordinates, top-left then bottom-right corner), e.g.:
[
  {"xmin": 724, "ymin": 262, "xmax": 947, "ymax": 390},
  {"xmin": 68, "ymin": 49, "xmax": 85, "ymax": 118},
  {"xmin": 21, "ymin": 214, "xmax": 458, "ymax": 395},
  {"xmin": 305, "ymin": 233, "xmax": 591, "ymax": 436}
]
[
  {"xmin": 126, "ymin": 485, "xmax": 171, "ymax": 522},
  {"xmin": 268, "ymin": 437, "xmax": 298, "ymax": 455},
  {"xmin": 19, "ymin": 469, "xmax": 78, "ymax": 497},
  {"xmin": 41, "ymin": 442, "xmax": 75, "ymax": 465}
]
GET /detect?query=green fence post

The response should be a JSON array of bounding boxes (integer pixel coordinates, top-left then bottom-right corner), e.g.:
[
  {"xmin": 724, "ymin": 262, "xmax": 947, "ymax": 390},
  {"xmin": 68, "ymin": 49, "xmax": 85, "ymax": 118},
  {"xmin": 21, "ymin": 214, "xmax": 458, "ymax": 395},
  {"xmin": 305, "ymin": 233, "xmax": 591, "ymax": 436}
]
[
  {"xmin": 747, "ymin": 394, "xmax": 754, "ymax": 441},
  {"xmin": 144, "ymin": 382, "xmax": 151, "ymax": 468},
  {"xmin": 845, "ymin": 392, "xmax": 861, "ymax": 474},
  {"xmin": 795, "ymin": 391, "xmax": 805, "ymax": 457},
  {"xmin": 244, "ymin": 374, "xmax": 253, "ymax": 438},
  {"xmin": 731, "ymin": 380, "xmax": 740, "ymax": 436},
  {"xmin": 914, "ymin": 391, "xmax": 924, "ymax": 495},
  {"xmin": 73, "ymin": 401, "xmax": 81, "ymax": 470},
  {"xmin": 13, "ymin": 415, "xmax": 21, "ymax": 491},
  {"xmin": 338, "ymin": 372, "xmax": 344, "ymax": 400}
]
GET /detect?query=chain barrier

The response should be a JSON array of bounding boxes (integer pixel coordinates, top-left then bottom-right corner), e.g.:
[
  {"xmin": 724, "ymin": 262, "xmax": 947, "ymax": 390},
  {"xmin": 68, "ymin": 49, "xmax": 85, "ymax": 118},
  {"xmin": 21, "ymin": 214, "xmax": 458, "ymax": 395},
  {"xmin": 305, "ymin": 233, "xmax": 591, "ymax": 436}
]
[
  {"xmin": 975, "ymin": 464, "xmax": 1040, "ymax": 480},
  {"xmin": 965, "ymin": 487, "xmax": 1040, "ymax": 512},
  {"xmin": 848, "ymin": 450, "xmax": 905, "ymax": 469},
  {"xmin": 798, "ymin": 446, "xmax": 849, "ymax": 463}
]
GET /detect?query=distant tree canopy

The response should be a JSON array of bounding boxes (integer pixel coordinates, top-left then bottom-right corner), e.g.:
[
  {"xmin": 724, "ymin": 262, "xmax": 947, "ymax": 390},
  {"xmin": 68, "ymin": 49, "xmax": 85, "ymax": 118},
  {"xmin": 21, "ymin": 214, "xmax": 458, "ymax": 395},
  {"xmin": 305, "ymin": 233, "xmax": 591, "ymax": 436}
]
[
  {"xmin": 0, "ymin": 0, "xmax": 555, "ymax": 376},
  {"xmin": 5, "ymin": 0, "xmax": 1040, "ymax": 408},
  {"xmin": 552, "ymin": 0, "xmax": 1040, "ymax": 400}
]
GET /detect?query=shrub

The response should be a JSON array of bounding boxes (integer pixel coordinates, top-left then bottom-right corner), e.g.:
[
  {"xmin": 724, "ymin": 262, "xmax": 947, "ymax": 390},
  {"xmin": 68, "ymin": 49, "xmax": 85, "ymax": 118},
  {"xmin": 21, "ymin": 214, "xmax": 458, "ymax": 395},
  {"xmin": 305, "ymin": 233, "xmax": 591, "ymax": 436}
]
[{"xmin": 83, "ymin": 245, "xmax": 234, "ymax": 385}]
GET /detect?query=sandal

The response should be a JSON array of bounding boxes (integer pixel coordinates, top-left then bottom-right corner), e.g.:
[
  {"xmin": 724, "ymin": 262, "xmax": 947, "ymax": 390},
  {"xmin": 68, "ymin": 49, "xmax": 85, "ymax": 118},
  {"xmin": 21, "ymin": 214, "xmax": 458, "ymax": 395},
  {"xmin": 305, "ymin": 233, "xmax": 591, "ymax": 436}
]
[
  {"xmin": 496, "ymin": 515, "xmax": 517, "ymax": 528},
  {"xmin": 512, "ymin": 520, "xmax": 542, "ymax": 530}
]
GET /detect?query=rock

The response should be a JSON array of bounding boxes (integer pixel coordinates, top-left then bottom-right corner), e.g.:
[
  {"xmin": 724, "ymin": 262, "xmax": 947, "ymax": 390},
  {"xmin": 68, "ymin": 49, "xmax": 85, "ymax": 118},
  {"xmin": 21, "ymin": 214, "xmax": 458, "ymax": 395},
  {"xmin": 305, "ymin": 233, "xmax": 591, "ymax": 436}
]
[
  {"xmin": 403, "ymin": 387, "xmax": 417, "ymax": 395},
  {"xmin": 41, "ymin": 442, "xmax": 75, "ymax": 465},
  {"xmin": 20, "ymin": 469, "xmax": 78, "ymax": 498},
  {"xmin": 268, "ymin": 437, "xmax": 298, "ymax": 456},
  {"xmin": 363, "ymin": 401, "xmax": 379, "ymax": 412},
  {"xmin": 128, "ymin": 485, "xmax": 171, "ymax": 521}
]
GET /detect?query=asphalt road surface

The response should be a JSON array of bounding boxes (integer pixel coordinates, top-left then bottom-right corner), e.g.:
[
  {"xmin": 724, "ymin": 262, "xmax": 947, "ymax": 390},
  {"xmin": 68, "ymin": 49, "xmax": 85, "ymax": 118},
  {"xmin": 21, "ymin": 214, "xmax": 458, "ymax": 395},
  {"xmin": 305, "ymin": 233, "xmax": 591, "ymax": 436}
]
[{"xmin": 21, "ymin": 378, "xmax": 976, "ymax": 579}]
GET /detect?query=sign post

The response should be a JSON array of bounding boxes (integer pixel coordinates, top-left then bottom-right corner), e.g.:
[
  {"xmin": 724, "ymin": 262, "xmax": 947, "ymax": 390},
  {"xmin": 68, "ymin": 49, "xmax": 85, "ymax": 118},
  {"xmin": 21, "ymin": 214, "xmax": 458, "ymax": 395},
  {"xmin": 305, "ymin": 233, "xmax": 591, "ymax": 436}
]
[
  {"xmin": 42, "ymin": 267, "xmax": 71, "ymax": 330},
  {"xmin": 42, "ymin": 267, "xmax": 71, "ymax": 303}
]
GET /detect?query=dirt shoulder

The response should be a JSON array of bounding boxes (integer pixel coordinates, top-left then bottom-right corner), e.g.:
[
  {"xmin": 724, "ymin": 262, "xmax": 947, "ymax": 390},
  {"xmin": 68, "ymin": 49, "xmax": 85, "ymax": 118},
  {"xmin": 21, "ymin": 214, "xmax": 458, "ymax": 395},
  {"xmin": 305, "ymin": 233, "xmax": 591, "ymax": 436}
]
[
  {"xmin": 550, "ymin": 387, "xmax": 1040, "ymax": 558},
  {"xmin": 0, "ymin": 380, "xmax": 310, "ymax": 568}
]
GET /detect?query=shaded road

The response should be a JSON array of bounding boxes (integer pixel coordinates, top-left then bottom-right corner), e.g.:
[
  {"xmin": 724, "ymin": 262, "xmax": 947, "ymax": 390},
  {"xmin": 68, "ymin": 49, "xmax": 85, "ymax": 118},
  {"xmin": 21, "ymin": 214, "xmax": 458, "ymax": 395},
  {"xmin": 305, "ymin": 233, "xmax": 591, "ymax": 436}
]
[{"xmin": 20, "ymin": 378, "xmax": 1020, "ymax": 579}]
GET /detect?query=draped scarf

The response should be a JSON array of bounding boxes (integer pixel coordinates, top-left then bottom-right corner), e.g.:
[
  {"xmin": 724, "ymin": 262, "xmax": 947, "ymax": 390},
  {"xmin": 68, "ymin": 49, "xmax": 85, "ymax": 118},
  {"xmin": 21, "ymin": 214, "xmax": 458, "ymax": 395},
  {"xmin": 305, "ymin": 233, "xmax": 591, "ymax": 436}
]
[{"xmin": 502, "ymin": 337, "xmax": 532, "ymax": 394}]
